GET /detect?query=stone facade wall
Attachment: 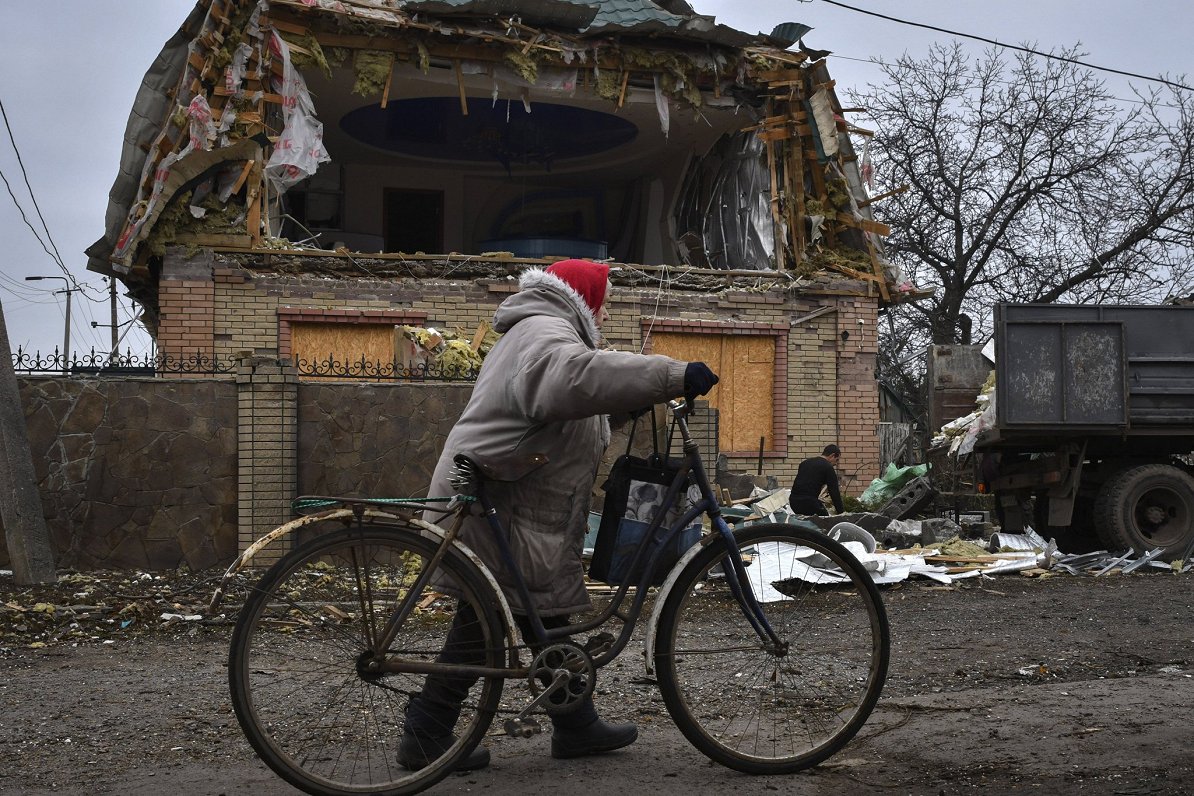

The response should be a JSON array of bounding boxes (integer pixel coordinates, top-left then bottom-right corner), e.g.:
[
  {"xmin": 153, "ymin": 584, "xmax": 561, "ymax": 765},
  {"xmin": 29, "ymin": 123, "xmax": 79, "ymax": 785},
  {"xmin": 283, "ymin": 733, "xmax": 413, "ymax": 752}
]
[
  {"xmin": 6, "ymin": 374, "xmax": 475, "ymax": 571},
  {"xmin": 156, "ymin": 248, "xmax": 883, "ymax": 493},
  {"xmin": 297, "ymin": 382, "xmax": 472, "ymax": 499},
  {"xmin": 8, "ymin": 377, "xmax": 239, "ymax": 571}
]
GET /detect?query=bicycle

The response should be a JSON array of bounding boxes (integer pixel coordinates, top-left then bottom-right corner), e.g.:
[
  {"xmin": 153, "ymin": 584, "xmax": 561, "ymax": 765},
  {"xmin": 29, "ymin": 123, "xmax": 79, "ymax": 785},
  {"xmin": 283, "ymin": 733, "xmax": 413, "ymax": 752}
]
[{"xmin": 211, "ymin": 398, "xmax": 890, "ymax": 795}]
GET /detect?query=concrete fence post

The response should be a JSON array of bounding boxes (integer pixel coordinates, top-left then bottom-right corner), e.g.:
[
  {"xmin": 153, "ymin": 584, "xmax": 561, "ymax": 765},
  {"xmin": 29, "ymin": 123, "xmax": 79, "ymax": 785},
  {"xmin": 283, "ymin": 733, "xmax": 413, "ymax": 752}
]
[{"xmin": 237, "ymin": 355, "xmax": 298, "ymax": 565}]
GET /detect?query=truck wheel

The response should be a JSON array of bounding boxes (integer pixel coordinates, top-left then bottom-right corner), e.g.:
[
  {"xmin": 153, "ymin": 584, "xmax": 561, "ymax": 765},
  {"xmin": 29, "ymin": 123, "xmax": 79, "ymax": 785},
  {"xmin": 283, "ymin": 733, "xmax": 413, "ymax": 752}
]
[{"xmin": 1093, "ymin": 465, "xmax": 1194, "ymax": 558}]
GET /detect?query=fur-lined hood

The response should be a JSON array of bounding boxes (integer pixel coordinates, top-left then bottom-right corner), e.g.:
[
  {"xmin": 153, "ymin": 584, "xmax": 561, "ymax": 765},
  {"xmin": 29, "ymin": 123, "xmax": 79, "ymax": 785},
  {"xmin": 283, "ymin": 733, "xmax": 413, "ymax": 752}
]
[{"xmin": 492, "ymin": 267, "xmax": 601, "ymax": 347}]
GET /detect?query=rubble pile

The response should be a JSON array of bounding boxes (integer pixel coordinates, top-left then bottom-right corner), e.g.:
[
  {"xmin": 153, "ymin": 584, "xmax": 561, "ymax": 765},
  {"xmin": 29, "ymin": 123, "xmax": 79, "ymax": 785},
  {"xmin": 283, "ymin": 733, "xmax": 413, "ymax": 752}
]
[{"xmin": 721, "ymin": 486, "xmax": 1193, "ymax": 589}]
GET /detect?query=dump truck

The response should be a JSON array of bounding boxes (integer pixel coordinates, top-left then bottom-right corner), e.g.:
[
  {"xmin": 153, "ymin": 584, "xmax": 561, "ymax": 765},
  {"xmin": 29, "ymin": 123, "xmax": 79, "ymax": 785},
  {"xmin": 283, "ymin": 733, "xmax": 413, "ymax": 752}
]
[{"xmin": 974, "ymin": 302, "xmax": 1194, "ymax": 558}]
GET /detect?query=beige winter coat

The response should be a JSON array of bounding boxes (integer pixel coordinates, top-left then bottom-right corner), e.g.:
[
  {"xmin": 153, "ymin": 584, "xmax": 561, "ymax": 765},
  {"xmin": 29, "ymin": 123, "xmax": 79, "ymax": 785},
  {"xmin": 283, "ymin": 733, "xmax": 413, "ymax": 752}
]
[{"xmin": 426, "ymin": 268, "xmax": 687, "ymax": 615}]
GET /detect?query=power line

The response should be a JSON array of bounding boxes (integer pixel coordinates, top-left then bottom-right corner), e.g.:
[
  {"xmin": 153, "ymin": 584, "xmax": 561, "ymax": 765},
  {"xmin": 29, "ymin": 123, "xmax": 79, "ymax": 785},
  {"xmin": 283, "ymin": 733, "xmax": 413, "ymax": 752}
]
[
  {"xmin": 818, "ymin": 0, "xmax": 1194, "ymax": 93},
  {"xmin": 829, "ymin": 53, "xmax": 1183, "ymax": 110},
  {"xmin": 0, "ymin": 166, "xmax": 62, "ymax": 267},
  {"xmin": 0, "ymin": 96, "xmax": 70, "ymax": 273}
]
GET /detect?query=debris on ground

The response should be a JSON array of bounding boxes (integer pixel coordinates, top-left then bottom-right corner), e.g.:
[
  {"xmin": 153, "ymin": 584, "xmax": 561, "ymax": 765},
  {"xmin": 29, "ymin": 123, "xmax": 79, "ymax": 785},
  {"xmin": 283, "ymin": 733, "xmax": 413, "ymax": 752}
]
[
  {"xmin": 0, "ymin": 568, "xmax": 247, "ymax": 652},
  {"xmin": 718, "ymin": 485, "xmax": 1193, "ymax": 586}
]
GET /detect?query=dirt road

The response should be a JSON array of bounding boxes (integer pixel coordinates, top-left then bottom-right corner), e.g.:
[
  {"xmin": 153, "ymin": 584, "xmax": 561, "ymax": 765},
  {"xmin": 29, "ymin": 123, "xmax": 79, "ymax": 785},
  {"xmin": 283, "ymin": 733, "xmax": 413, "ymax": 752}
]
[{"xmin": 2, "ymin": 571, "xmax": 1192, "ymax": 795}]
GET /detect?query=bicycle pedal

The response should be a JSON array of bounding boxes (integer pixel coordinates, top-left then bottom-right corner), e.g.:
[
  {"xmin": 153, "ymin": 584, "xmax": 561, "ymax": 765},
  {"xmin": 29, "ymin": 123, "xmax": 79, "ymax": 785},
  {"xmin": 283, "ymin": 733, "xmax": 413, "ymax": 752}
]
[
  {"xmin": 503, "ymin": 717, "xmax": 542, "ymax": 739},
  {"xmin": 583, "ymin": 632, "xmax": 614, "ymax": 656}
]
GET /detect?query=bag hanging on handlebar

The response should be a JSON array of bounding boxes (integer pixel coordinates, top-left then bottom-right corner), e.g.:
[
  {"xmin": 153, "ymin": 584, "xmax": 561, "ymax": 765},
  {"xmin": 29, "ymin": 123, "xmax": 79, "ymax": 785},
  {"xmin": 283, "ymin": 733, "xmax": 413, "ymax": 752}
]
[{"xmin": 589, "ymin": 409, "xmax": 701, "ymax": 586}]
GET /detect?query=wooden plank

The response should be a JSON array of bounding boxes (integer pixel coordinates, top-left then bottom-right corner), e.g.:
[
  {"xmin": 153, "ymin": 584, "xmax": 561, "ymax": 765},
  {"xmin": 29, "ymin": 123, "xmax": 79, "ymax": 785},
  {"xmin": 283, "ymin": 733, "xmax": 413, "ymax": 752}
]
[
  {"xmin": 617, "ymin": 71, "xmax": 630, "ymax": 109},
  {"xmin": 213, "ymin": 87, "xmax": 285, "ymax": 106},
  {"xmin": 791, "ymin": 136, "xmax": 807, "ymax": 261},
  {"xmin": 470, "ymin": 320, "xmax": 491, "ymax": 352},
  {"xmin": 764, "ymin": 101, "xmax": 785, "ymax": 272},
  {"xmin": 269, "ymin": 18, "xmax": 309, "ymax": 35},
  {"xmin": 867, "ymin": 240, "xmax": 891, "ymax": 302},
  {"xmin": 229, "ymin": 159, "xmax": 255, "ymax": 195},
  {"xmin": 757, "ymin": 68, "xmax": 804, "ymax": 82},
  {"xmin": 453, "ymin": 59, "xmax": 467, "ymax": 115},
  {"xmin": 835, "ymin": 213, "xmax": 892, "ymax": 237},
  {"xmin": 780, "ymin": 136, "xmax": 800, "ymax": 269},
  {"xmin": 757, "ymin": 127, "xmax": 793, "ymax": 143},
  {"xmin": 381, "ymin": 56, "xmax": 395, "ymax": 108},
  {"xmin": 245, "ymin": 159, "xmax": 264, "ymax": 245},
  {"xmin": 858, "ymin": 183, "xmax": 910, "ymax": 209}
]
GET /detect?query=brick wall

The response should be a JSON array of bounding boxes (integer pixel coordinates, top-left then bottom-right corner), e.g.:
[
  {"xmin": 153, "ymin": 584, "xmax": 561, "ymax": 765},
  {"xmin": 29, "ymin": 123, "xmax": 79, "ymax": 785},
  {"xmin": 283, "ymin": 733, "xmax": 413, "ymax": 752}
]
[{"xmin": 156, "ymin": 248, "xmax": 883, "ymax": 494}]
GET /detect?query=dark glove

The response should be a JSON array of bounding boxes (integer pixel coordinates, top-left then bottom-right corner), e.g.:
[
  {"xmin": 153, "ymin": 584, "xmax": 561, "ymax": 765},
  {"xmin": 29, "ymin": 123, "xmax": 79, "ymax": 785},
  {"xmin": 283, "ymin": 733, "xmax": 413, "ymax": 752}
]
[{"xmin": 683, "ymin": 362, "xmax": 719, "ymax": 397}]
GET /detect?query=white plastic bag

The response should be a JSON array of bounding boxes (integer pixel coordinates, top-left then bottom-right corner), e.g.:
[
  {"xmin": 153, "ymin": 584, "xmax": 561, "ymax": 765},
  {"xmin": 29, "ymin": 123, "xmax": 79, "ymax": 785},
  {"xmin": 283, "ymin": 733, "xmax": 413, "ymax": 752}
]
[{"xmin": 265, "ymin": 31, "xmax": 331, "ymax": 192}]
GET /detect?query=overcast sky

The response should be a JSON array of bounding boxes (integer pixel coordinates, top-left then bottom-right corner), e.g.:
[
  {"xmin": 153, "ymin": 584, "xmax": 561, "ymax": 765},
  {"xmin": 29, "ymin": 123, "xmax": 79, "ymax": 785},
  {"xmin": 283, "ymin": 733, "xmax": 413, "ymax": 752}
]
[{"xmin": 1, "ymin": 1, "xmax": 1189, "ymax": 360}]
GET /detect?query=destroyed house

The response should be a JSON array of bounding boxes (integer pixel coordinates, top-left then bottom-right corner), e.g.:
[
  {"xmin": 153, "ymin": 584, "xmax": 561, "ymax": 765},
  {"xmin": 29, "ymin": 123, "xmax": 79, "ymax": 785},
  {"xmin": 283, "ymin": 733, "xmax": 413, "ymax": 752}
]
[{"xmin": 86, "ymin": 0, "xmax": 913, "ymax": 492}]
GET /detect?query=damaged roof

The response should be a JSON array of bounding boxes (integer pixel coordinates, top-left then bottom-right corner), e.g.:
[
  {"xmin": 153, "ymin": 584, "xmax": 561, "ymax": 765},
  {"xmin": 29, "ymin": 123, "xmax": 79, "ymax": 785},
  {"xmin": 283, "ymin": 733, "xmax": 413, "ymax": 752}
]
[
  {"xmin": 85, "ymin": 0, "xmax": 789, "ymax": 277},
  {"xmin": 86, "ymin": 0, "xmax": 909, "ymax": 308}
]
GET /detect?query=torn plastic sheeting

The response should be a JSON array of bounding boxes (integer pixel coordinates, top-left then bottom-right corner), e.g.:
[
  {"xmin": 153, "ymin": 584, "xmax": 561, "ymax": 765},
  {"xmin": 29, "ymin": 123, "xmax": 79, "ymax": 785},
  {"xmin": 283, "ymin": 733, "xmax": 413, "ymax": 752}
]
[
  {"xmin": 265, "ymin": 30, "xmax": 331, "ymax": 193},
  {"xmin": 859, "ymin": 462, "xmax": 928, "ymax": 508},
  {"xmin": 653, "ymin": 74, "xmax": 670, "ymax": 137}
]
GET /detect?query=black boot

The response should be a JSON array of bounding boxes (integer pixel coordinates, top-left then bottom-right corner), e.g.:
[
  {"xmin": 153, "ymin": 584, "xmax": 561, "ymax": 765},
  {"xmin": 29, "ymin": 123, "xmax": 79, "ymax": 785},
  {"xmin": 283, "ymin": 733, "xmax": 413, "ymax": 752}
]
[
  {"xmin": 397, "ymin": 733, "xmax": 491, "ymax": 771},
  {"xmin": 549, "ymin": 699, "xmax": 638, "ymax": 759},
  {"xmin": 402, "ymin": 602, "xmax": 490, "ymax": 771}
]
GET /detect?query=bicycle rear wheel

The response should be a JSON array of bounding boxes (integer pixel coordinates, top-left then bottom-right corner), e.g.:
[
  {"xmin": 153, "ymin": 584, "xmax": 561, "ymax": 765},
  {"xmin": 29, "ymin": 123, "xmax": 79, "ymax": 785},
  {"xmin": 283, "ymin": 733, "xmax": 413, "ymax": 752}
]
[
  {"xmin": 229, "ymin": 523, "xmax": 506, "ymax": 795},
  {"xmin": 655, "ymin": 523, "xmax": 889, "ymax": 774}
]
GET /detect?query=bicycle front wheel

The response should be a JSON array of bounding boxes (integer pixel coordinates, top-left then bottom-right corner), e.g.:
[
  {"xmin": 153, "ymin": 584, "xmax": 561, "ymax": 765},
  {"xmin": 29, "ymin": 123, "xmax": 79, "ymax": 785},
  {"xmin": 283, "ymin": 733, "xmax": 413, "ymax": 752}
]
[
  {"xmin": 229, "ymin": 523, "xmax": 506, "ymax": 796},
  {"xmin": 655, "ymin": 523, "xmax": 889, "ymax": 774}
]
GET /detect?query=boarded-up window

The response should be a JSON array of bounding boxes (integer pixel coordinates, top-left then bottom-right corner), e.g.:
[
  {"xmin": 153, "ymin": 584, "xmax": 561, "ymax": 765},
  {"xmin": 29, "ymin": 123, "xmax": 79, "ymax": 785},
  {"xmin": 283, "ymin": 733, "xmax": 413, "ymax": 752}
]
[
  {"xmin": 650, "ymin": 332, "xmax": 777, "ymax": 454},
  {"xmin": 291, "ymin": 322, "xmax": 396, "ymax": 379}
]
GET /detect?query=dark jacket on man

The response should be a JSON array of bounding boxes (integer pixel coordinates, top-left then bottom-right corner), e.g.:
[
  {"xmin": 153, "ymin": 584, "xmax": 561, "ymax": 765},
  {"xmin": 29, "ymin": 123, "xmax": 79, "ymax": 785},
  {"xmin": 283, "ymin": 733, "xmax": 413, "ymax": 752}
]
[{"xmin": 789, "ymin": 456, "xmax": 843, "ymax": 515}]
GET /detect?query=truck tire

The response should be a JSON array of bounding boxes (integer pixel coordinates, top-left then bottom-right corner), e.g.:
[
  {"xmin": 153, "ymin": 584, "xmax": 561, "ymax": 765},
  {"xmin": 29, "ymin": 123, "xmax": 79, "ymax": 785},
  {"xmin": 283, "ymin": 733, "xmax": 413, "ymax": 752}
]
[{"xmin": 1092, "ymin": 464, "xmax": 1194, "ymax": 558}]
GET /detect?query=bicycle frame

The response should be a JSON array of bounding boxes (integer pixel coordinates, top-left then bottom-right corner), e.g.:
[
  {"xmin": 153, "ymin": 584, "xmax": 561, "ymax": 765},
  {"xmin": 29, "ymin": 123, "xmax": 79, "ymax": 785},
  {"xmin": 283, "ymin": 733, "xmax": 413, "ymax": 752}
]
[{"xmin": 373, "ymin": 399, "xmax": 784, "ymax": 681}]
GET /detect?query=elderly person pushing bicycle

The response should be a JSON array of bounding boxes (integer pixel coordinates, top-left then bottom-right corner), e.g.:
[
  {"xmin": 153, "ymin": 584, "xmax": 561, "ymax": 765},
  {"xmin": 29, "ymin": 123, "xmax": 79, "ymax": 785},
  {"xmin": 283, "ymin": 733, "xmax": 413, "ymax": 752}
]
[{"xmin": 401, "ymin": 258, "xmax": 719, "ymax": 771}]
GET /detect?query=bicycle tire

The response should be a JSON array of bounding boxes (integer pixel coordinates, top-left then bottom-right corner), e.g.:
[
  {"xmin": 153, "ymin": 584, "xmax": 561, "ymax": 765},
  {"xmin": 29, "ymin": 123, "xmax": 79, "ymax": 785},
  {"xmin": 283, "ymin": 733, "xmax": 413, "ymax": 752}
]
[
  {"xmin": 655, "ymin": 522, "xmax": 889, "ymax": 774},
  {"xmin": 228, "ymin": 522, "xmax": 506, "ymax": 795}
]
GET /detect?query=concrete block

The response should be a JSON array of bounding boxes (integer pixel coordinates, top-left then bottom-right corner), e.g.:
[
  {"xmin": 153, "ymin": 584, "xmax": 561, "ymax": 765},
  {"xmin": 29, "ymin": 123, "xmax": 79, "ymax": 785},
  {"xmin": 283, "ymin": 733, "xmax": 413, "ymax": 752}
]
[{"xmin": 878, "ymin": 476, "xmax": 937, "ymax": 520}]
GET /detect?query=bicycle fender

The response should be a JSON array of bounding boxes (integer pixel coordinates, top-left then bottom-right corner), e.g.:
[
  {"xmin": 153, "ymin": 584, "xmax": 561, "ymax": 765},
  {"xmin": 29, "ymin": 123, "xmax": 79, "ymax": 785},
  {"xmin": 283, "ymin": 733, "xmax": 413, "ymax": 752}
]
[
  {"xmin": 641, "ymin": 533, "xmax": 719, "ymax": 677},
  {"xmin": 207, "ymin": 511, "xmax": 523, "ymax": 655}
]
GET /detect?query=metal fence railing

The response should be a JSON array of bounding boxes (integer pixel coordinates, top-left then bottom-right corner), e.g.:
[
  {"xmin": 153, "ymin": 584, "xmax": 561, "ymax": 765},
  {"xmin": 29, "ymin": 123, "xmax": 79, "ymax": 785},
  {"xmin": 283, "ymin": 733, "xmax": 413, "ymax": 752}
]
[
  {"xmin": 11, "ymin": 349, "xmax": 480, "ymax": 382},
  {"xmin": 292, "ymin": 355, "xmax": 478, "ymax": 382},
  {"xmin": 10, "ymin": 348, "xmax": 236, "ymax": 376}
]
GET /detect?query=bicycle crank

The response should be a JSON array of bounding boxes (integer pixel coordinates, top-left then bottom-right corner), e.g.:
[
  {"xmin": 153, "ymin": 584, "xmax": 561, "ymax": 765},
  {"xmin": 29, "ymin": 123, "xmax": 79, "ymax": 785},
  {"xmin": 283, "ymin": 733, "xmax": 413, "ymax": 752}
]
[{"xmin": 528, "ymin": 641, "xmax": 595, "ymax": 715}]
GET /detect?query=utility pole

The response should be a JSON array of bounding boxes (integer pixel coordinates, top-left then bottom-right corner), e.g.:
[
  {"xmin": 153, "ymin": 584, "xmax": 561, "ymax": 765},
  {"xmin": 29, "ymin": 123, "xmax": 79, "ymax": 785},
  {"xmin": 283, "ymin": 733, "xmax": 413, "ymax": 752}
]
[
  {"xmin": 24, "ymin": 275, "xmax": 75, "ymax": 370},
  {"xmin": 0, "ymin": 298, "xmax": 57, "ymax": 584},
  {"xmin": 109, "ymin": 278, "xmax": 118, "ymax": 357}
]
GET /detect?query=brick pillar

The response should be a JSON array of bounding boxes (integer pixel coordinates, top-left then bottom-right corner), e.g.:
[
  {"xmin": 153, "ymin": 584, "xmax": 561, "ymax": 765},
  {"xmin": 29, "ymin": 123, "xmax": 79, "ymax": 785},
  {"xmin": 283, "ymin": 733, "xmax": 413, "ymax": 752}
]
[
  {"xmin": 834, "ymin": 297, "xmax": 881, "ymax": 496},
  {"xmin": 237, "ymin": 355, "xmax": 298, "ymax": 563},
  {"xmin": 158, "ymin": 249, "xmax": 215, "ymax": 366}
]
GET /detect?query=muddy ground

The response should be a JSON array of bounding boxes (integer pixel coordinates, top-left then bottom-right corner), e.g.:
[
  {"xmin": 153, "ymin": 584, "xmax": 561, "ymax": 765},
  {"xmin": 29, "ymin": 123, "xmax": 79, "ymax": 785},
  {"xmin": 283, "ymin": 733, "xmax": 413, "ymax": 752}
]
[{"xmin": 2, "ymin": 568, "xmax": 1192, "ymax": 795}]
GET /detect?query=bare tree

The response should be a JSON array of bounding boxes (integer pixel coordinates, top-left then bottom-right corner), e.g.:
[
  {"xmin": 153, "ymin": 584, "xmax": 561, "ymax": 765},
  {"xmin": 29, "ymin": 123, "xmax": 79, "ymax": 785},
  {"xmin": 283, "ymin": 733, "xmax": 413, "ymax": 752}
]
[{"xmin": 853, "ymin": 42, "xmax": 1194, "ymax": 400}]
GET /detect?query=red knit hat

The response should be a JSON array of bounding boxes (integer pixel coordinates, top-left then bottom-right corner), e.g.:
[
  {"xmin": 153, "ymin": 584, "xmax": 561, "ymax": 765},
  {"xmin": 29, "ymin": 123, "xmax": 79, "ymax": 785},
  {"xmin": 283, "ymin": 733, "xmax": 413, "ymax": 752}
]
[{"xmin": 546, "ymin": 259, "xmax": 610, "ymax": 316}]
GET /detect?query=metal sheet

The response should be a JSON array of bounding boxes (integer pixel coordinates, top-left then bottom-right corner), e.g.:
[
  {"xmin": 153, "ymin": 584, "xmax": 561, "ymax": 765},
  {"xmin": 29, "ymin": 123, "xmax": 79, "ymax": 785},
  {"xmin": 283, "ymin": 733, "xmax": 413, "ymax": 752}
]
[{"xmin": 999, "ymin": 318, "xmax": 1126, "ymax": 427}]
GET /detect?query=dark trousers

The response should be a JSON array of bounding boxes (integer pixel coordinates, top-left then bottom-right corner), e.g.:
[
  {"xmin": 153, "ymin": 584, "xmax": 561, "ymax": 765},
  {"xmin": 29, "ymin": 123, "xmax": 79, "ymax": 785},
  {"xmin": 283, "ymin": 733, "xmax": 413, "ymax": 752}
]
[
  {"xmin": 789, "ymin": 496, "xmax": 828, "ymax": 516},
  {"xmin": 405, "ymin": 601, "xmax": 598, "ymax": 738}
]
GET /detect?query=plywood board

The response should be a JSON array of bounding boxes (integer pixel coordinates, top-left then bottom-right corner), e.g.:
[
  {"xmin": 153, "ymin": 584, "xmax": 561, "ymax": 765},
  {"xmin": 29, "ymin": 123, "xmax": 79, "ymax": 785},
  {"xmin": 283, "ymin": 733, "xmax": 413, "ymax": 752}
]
[
  {"xmin": 649, "ymin": 332, "xmax": 775, "ymax": 454},
  {"xmin": 292, "ymin": 322, "xmax": 395, "ymax": 379}
]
